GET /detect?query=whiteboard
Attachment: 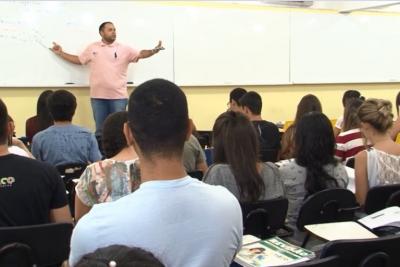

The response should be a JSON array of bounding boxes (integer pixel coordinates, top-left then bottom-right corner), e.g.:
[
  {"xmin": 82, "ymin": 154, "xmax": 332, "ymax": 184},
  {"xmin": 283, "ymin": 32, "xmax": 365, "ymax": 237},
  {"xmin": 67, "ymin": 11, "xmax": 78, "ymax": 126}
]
[
  {"xmin": 290, "ymin": 12, "xmax": 400, "ymax": 84},
  {"xmin": 173, "ymin": 6, "xmax": 290, "ymax": 85},
  {"xmin": 0, "ymin": 1, "xmax": 174, "ymax": 87},
  {"xmin": 2, "ymin": 2, "xmax": 400, "ymax": 86}
]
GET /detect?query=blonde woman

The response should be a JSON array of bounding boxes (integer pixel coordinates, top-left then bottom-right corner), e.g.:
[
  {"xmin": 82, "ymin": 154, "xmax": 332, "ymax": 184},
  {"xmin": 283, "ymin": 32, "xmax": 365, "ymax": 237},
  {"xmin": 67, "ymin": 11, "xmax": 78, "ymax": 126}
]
[{"xmin": 355, "ymin": 99, "xmax": 400, "ymax": 205}]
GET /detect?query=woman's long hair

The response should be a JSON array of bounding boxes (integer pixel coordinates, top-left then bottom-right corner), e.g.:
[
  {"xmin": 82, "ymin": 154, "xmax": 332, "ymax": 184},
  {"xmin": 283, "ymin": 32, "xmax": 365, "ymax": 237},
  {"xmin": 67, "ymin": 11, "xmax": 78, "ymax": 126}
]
[
  {"xmin": 37, "ymin": 90, "xmax": 54, "ymax": 131},
  {"xmin": 212, "ymin": 111, "xmax": 265, "ymax": 201},
  {"xmin": 295, "ymin": 112, "xmax": 338, "ymax": 196}
]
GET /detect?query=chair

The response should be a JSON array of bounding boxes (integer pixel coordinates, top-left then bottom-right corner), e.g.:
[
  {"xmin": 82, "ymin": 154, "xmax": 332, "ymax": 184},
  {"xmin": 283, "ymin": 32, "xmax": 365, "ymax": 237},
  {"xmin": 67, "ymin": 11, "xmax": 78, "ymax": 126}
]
[
  {"xmin": 274, "ymin": 256, "xmax": 340, "ymax": 267},
  {"xmin": 283, "ymin": 120, "xmax": 294, "ymax": 131},
  {"xmin": 320, "ymin": 234, "xmax": 400, "ymax": 267},
  {"xmin": 364, "ymin": 184, "xmax": 400, "ymax": 214},
  {"xmin": 187, "ymin": 171, "xmax": 203, "ymax": 181},
  {"xmin": 0, "ymin": 223, "xmax": 73, "ymax": 267},
  {"xmin": 57, "ymin": 163, "xmax": 87, "ymax": 217},
  {"xmin": 345, "ymin": 157, "xmax": 355, "ymax": 168},
  {"xmin": 0, "ymin": 243, "xmax": 34, "ymax": 267},
  {"xmin": 386, "ymin": 190, "xmax": 400, "ymax": 208},
  {"xmin": 240, "ymin": 197, "xmax": 288, "ymax": 239},
  {"xmin": 297, "ymin": 188, "xmax": 359, "ymax": 247}
]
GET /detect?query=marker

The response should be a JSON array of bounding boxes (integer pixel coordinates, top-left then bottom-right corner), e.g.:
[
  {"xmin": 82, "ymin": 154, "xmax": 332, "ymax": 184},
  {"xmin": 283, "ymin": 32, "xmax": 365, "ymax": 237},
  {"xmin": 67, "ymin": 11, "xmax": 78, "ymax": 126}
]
[
  {"xmin": 65, "ymin": 82, "xmax": 75, "ymax": 85},
  {"xmin": 114, "ymin": 52, "xmax": 117, "ymax": 59},
  {"xmin": 127, "ymin": 82, "xmax": 133, "ymax": 85}
]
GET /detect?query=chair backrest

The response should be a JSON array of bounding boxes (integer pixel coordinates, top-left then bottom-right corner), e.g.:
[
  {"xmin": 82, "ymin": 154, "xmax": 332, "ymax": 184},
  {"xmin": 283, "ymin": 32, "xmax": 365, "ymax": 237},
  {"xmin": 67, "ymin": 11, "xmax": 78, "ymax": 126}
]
[
  {"xmin": 321, "ymin": 235, "xmax": 400, "ymax": 267},
  {"xmin": 346, "ymin": 157, "xmax": 355, "ymax": 168},
  {"xmin": 297, "ymin": 188, "xmax": 359, "ymax": 231},
  {"xmin": 0, "ymin": 243, "xmax": 34, "ymax": 267},
  {"xmin": 56, "ymin": 163, "xmax": 87, "ymax": 181},
  {"xmin": 187, "ymin": 171, "xmax": 203, "ymax": 181},
  {"xmin": 364, "ymin": 184, "xmax": 400, "ymax": 214},
  {"xmin": 274, "ymin": 256, "xmax": 340, "ymax": 267},
  {"xmin": 56, "ymin": 163, "xmax": 87, "ymax": 217},
  {"xmin": 0, "ymin": 223, "xmax": 73, "ymax": 267},
  {"xmin": 283, "ymin": 120, "xmax": 294, "ymax": 131},
  {"xmin": 386, "ymin": 190, "xmax": 400, "ymax": 208},
  {"xmin": 240, "ymin": 197, "xmax": 288, "ymax": 239}
]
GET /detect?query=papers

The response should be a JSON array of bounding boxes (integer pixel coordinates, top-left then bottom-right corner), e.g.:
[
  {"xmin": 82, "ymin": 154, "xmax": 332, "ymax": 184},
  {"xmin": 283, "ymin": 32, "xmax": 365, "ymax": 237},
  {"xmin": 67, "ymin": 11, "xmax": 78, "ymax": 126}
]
[
  {"xmin": 305, "ymin": 221, "xmax": 377, "ymax": 241},
  {"xmin": 359, "ymin": 206, "xmax": 400, "ymax": 230}
]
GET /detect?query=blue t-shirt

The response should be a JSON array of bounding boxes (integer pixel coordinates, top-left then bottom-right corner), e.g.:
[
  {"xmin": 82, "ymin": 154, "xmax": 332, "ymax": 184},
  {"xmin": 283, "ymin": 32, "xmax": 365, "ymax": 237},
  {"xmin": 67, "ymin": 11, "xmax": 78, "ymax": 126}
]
[
  {"xmin": 69, "ymin": 176, "xmax": 243, "ymax": 267},
  {"xmin": 31, "ymin": 124, "xmax": 101, "ymax": 166}
]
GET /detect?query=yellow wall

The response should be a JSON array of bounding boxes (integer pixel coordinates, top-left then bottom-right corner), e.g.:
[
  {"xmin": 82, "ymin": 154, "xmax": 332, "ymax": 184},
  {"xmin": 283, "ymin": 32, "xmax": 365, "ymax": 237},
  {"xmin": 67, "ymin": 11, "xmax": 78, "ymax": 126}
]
[{"xmin": 3, "ymin": 83, "xmax": 400, "ymax": 137}]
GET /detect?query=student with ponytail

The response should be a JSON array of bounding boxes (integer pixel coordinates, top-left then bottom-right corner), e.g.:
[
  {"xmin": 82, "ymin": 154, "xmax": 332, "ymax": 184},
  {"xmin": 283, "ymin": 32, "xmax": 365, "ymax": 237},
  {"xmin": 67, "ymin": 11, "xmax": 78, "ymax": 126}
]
[{"xmin": 355, "ymin": 99, "xmax": 400, "ymax": 205}]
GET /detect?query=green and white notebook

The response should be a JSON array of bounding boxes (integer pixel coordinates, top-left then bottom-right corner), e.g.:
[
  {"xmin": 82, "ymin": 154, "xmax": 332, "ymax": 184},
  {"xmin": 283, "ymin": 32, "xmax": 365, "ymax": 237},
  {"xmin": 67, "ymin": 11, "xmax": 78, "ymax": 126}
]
[{"xmin": 235, "ymin": 236, "xmax": 315, "ymax": 267}]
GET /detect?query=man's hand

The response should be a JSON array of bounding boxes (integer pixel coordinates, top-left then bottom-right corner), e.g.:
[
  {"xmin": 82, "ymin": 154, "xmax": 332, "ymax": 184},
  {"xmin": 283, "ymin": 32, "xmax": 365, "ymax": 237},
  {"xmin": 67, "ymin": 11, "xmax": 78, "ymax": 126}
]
[
  {"xmin": 152, "ymin": 40, "xmax": 164, "ymax": 53},
  {"xmin": 51, "ymin": 42, "xmax": 63, "ymax": 55}
]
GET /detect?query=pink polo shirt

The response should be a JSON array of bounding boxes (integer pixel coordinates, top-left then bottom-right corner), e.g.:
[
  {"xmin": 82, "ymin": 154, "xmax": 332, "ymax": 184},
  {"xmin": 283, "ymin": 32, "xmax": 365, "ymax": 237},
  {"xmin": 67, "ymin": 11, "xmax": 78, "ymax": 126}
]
[{"xmin": 79, "ymin": 41, "xmax": 139, "ymax": 99}]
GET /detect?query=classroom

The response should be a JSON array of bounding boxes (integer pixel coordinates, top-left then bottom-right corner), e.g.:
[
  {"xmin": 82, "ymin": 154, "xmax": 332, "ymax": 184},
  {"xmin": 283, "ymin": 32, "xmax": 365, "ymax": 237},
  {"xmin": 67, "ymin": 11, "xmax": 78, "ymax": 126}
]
[{"xmin": 1, "ymin": 1, "xmax": 400, "ymax": 266}]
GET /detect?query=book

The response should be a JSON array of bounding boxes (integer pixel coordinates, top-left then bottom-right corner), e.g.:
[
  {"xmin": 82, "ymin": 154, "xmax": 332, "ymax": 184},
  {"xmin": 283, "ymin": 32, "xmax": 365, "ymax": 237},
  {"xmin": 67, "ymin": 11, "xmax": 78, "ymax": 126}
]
[
  {"xmin": 305, "ymin": 221, "xmax": 377, "ymax": 241},
  {"xmin": 235, "ymin": 236, "xmax": 315, "ymax": 267},
  {"xmin": 358, "ymin": 206, "xmax": 400, "ymax": 230}
]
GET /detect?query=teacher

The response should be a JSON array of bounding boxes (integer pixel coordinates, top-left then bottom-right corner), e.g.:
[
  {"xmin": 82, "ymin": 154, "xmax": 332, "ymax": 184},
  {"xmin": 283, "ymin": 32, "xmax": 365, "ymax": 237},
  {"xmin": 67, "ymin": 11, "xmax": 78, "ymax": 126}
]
[{"xmin": 51, "ymin": 21, "xmax": 163, "ymax": 138}]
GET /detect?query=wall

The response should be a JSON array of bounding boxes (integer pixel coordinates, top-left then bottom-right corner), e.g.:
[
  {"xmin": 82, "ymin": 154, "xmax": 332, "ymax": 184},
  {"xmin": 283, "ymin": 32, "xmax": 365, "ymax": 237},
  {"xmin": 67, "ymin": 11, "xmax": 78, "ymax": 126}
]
[{"xmin": 3, "ymin": 83, "xmax": 400, "ymax": 137}]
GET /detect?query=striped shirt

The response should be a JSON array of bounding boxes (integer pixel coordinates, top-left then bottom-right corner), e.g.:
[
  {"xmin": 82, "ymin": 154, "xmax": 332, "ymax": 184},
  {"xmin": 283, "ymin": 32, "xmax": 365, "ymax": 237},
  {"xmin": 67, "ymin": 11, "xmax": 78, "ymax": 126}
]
[{"xmin": 335, "ymin": 128, "xmax": 365, "ymax": 163}]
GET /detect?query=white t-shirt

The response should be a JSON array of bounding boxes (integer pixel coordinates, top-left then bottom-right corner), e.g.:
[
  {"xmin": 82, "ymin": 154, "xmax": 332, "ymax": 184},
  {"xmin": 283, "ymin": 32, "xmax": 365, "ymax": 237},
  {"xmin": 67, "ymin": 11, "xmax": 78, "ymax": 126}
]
[
  {"xmin": 8, "ymin": 146, "xmax": 30, "ymax": 158},
  {"xmin": 69, "ymin": 176, "xmax": 243, "ymax": 267},
  {"xmin": 335, "ymin": 115, "xmax": 344, "ymax": 130}
]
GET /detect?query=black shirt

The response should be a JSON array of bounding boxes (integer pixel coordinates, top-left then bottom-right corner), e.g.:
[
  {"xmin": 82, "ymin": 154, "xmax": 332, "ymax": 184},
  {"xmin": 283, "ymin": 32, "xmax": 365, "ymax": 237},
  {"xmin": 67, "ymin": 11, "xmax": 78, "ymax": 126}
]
[
  {"xmin": 0, "ymin": 154, "xmax": 67, "ymax": 226},
  {"xmin": 252, "ymin": 120, "xmax": 281, "ymax": 162}
]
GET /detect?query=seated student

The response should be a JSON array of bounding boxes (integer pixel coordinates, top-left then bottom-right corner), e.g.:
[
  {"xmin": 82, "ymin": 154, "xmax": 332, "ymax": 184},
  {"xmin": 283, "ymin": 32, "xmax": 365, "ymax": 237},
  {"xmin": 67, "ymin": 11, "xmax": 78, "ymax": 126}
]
[
  {"xmin": 280, "ymin": 94, "xmax": 322, "ymax": 160},
  {"xmin": 183, "ymin": 134, "xmax": 208, "ymax": 174},
  {"xmin": 239, "ymin": 91, "xmax": 281, "ymax": 162},
  {"xmin": 334, "ymin": 89, "xmax": 363, "ymax": 137},
  {"xmin": 75, "ymin": 245, "xmax": 164, "ymax": 267},
  {"xmin": 228, "ymin": 87, "xmax": 247, "ymax": 112},
  {"xmin": 279, "ymin": 112, "xmax": 349, "ymax": 226},
  {"xmin": 335, "ymin": 98, "xmax": 366, "ymax": 164},
  {"xmin": 0, "ymin": 99, "xmax": 71, "ymax": 226},
  {"xmin": 390, "ymin": 91, "xmax": 400, "ymax": 141},
  {"xmin": 203, "ymin": 111, "xmax": 283, "ymax": 202},
  {"xmin": 7, "ymin": 116, "xmax": 33, "ymax": 158},
  {"xmin": 69, "ymin": 79, "xmax": 242, "ymax": 267},
  {"xmin": 31, "ymin": 90, "xmax": 102, "ymax": 166},
  {"xmin": 355, "ymin": 99, "xmax": 400, "ymax": 205},
  {"xmin": 74, "ymin": 111, "xmax": 139, "ymax": 221},
  {"xmin": 25, "ymin": 90, "xmax": 54, "ymax": 144}
]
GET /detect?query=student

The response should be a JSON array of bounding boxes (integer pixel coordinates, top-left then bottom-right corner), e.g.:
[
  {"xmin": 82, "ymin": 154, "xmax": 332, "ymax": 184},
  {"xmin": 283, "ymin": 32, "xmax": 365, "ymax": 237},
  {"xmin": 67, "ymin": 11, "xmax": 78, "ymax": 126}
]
[
  {"xmin": 31, "ymin": 90, "xmax": 102, "ymax": 166},
  {"xmin": 25, "ymin": 90, "xmax": 54, "ymax": 144},
  {"xmin": 7, "ymin": 116, "xmax": 33, "ymax": 158},
  {"xmin": 239, "ymin": 91, "xmax": 281, "ymax": 162},
  {"xmin": 69, "ymin": 79, "xmax": 242, "ymax": 267},
  {"xmin": 0, "ymin": 99, "xmax": 71, "ymax": 226},
  {"xmin": 390, "ymin": 91, "xmax": 400, "ymax": 140},
  {"xmin": 203, "ymin": 111, "xmax": 284, "ymax": 202},
  {"xmin": 280, "ymin": 94, "xmax": 322, "ymax": 160},
  {"xmin": 75, "ymin": 245, "xmax": 164, "ymax": 267},
  {"xmin": 228, "ymin": 87, "xmax": 247, "ymax": 112},
  {"xmin": 354, "ymin": 99, "xmax": 400, "ymax": 205},
  {"xmin": 74, "ymin": 111, "xmax": 139, "ymax": 221},
  {"xmin": 335, "ymin": 98, "xmax": 366, "ymax": 164},
  {"xmin": 334, "ymin": 90, "xmax": 363, "ymax": 137},
  {"xmin": 183, "ymin": 134, "xmax": 208, "ymax": 174},
  {"xmin": 279, "ymin": 112, "xmax": 349, "ymax": 226}
]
